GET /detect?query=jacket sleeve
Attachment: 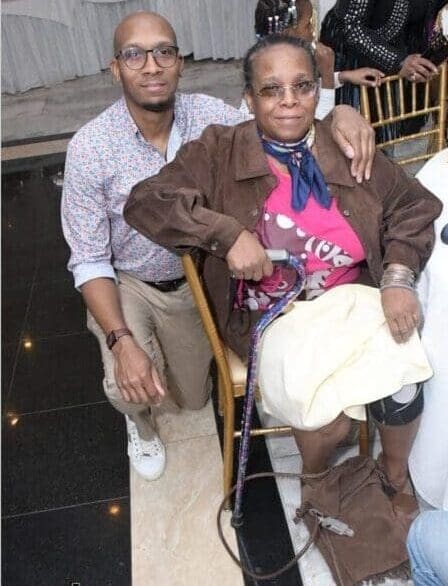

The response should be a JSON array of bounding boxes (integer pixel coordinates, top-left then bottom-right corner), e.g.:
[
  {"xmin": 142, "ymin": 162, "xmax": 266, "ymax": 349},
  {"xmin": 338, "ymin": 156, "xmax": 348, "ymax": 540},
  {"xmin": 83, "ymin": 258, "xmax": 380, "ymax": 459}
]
[
  {"xmin": 372, "ymin": 150, "xmax": 442, "ymax": 275},
  {"xmin": 124, "ymin": 125, "xmax": 245, "ymax": 259}
]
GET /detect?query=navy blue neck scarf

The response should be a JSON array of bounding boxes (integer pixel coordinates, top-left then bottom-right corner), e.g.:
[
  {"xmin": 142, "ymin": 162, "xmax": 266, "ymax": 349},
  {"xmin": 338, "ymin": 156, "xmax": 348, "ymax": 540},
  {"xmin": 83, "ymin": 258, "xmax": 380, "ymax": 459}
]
[{"xmin": 261, "ymin": 126, "xmax": 331, "ymax": 212}]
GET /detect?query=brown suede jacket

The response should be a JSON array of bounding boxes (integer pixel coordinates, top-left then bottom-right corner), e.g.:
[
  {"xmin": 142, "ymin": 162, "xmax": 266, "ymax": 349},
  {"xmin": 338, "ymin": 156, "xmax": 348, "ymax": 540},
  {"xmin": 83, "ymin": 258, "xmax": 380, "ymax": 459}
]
[{"xmin": 124, "ymin": 118, "xmax": 442, "ymax": 359}]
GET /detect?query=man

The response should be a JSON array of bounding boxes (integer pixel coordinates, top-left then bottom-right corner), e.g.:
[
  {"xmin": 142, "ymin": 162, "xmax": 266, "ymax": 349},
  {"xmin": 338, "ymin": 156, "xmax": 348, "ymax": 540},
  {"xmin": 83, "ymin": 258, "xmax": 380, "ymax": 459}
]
[{"xmin": 61, "ymin": 10, "xmax": 375, "ymax": 481}]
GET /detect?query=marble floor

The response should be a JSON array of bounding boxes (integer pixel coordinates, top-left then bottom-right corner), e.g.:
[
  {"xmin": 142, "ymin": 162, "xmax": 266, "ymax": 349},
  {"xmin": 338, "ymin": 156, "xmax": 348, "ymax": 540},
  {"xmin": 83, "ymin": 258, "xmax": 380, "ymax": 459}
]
[{"xmin": 2, "ymin": 58, "xmax": 244, "ymax": 145}]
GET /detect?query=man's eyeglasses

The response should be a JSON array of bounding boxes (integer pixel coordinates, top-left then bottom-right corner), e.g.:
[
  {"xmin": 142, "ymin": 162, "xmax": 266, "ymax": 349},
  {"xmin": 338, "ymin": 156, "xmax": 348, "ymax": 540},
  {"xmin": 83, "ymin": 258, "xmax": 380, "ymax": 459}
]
[
  {"xmin": 256, "ymin": 81, "xmax": 318, "ymax": 100},
  {"xmin": 115, "ymin": 46, "xmax": 179, "ymax": 70}
]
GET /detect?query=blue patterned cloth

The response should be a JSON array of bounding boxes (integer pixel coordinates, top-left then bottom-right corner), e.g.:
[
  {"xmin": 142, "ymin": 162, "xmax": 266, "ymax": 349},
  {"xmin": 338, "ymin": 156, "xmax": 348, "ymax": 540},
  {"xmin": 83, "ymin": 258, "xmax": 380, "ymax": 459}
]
[{"xmin": 261, "ymin": 127, "xmax": 332, "ymax": 212}]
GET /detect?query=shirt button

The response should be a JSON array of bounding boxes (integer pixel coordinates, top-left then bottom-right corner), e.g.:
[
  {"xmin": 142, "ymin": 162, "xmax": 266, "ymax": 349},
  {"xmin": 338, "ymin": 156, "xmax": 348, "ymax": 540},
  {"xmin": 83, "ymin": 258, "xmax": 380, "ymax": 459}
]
[
  {"xmin": 342, "ymin": 209, "xmax": 351, "ymax": 217},
  {"xmin": 210, "ymin": 241, "xmax": 218, "ymax": 251}
]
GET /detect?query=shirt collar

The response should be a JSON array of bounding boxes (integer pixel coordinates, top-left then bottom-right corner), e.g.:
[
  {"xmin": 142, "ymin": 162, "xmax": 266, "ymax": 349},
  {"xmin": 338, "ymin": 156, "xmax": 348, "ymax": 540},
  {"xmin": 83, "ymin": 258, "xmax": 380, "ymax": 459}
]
[
  {"xmin": 118, "ymin": 97, "xmax": 140, "ymax": 137},
  {"xmin": 118, "ymin": 95, "xmax": 183, "ymax": 159},
  {"xmin": 233, "ymin": 119, "xmax": 355, "ymax": 188}
]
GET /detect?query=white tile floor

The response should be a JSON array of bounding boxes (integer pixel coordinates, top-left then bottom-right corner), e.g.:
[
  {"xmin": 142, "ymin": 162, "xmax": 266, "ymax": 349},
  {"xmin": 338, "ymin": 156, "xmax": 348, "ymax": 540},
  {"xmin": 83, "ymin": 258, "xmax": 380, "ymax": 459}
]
[{"xmin": 131, "ymin": 401, "xmax": 244, "ymax": 586}]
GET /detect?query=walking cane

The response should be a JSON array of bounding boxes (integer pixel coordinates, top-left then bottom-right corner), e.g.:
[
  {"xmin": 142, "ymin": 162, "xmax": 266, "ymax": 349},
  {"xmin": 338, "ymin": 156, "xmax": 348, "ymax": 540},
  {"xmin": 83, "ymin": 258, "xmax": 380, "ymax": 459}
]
[{"xmin": 231, "ymin": 249, "xmax": 306, "ymax": 528}]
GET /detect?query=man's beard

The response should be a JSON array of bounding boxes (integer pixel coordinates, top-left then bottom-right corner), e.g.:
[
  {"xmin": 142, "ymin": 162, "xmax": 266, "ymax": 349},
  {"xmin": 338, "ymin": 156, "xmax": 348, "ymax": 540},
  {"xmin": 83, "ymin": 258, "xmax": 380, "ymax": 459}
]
[{"xmin": 141, "ymin": 94, "xmax": 175, "ymax": 112}]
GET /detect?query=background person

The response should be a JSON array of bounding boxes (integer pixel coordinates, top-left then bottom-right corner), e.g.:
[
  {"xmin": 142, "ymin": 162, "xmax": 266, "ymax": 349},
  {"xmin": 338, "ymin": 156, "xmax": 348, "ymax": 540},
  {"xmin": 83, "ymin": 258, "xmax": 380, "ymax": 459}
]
[
  {"xmin": 409, "ymin": 149, "xmax": 448, "ymax": 511},
  {"xmin": 407, "ymin": 510, "xmax": 448, "ymax": 585},
  {"xmin": 254, "ymin": 0, "xmax": 384, "ymax": 119},
  {"xmin": 320, "ymin": 0, "xmax": 442, "ymax": 127}
]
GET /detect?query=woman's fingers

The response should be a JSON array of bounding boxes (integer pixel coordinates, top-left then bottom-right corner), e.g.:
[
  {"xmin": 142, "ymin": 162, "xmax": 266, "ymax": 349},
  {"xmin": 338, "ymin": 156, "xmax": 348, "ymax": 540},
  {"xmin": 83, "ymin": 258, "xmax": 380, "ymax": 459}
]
[
  {"xmin": 381, "ymin": 287, "xmax": 420, "ymax": 344},
  {"xmin": 389, "ymin": 315, "xmax": 410, "ymax": 343},
  {"xmin": 388, "ymin": 311, "xmax": 419, "ymax": 343},
  {"xmin": 413, "ymin": 63, "xmax": 434, "ymax": 80}
]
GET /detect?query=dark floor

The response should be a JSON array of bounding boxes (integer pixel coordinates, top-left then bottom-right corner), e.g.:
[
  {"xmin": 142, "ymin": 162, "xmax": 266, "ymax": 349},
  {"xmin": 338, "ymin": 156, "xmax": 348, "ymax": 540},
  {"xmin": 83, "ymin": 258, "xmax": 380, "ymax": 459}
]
[
  {"xmin": 1, "ymin": 161, "xmax": 304, "ymax": 586},
  {"xmin": 1, "ymin": 163, "xmax": 131, "ymax": 586}
]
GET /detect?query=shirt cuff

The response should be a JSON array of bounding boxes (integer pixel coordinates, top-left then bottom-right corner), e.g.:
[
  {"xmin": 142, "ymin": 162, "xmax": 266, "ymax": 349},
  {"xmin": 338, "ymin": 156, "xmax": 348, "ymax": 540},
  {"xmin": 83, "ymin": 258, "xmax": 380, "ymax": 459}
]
[
  {"xmin": 72, "ymin": 261, "xmax": 117, "ymax": 289},
  {"xmin": 334, "ymin": 71, "xmax": 344, "ymax": 89},
  {"xmin": 316, "ymin": 88, "xmax": 335, "ymax": 121}
]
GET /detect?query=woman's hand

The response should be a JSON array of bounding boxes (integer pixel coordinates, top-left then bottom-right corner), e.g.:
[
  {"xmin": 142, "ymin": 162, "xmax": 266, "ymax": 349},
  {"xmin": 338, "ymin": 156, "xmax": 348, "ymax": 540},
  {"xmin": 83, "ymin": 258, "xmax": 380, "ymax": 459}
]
[
  {"xmin": 315, "ymin": 42, "xmax": 335, "ymax": 89},
  {"xmin": 226, "ymin": 229, "xmax": 273, "ymax": 281},
  {"xmin": 339, "ymin": 67, "xmax": 385, "ymax": 87},
  {"xmin": 381, "ymin": 287, "xmax": 421, "ymax": 344},
  {"xmin": 399, "ymin": 54, "xmax": 438, "ymax": 83},
  {"xmin": 330, "ymin": 105, "xmax": 376, "ymax": 182}
]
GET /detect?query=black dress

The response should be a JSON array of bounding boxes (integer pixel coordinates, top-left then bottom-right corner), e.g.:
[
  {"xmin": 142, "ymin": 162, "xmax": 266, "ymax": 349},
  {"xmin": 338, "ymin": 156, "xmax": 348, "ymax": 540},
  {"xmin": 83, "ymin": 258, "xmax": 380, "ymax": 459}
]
[{"xmin": 320, "ymin": 0, "xmax": 441, "ymax": 113}]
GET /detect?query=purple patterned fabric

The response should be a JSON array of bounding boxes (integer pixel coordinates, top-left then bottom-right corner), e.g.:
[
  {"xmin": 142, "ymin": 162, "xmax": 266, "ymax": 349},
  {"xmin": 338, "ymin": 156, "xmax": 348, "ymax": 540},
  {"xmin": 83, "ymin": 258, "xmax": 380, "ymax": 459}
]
[
  {"xmin": 61, "ymin": 94, "xmax": 247, "ymax": 288},
  {"xmin": 232, "ymin": 255, "xmax": 306, "ymax": 523}
]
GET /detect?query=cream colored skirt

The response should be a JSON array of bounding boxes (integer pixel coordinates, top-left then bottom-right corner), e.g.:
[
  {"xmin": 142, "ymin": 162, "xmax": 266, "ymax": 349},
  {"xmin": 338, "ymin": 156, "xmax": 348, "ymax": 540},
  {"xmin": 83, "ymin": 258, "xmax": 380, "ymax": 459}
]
[{"xmin": 258, "ymin": 284, "xmax": 432, "ymax": 431}]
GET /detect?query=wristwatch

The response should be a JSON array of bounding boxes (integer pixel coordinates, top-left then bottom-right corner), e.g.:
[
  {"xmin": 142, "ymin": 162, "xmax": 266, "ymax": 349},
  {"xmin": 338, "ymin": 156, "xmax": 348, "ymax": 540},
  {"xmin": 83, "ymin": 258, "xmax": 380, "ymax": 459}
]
[{"xmin": 106, "ymin": 328, "xmax": 133, "ymax": 350}]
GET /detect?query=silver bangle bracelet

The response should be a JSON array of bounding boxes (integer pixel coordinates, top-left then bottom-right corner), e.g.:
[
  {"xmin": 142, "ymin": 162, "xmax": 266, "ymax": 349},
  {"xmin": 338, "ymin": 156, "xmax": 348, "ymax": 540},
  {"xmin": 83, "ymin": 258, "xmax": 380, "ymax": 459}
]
[{"xmin": 380, "ymin": 283, "xmax": 416, "ymax": 293}]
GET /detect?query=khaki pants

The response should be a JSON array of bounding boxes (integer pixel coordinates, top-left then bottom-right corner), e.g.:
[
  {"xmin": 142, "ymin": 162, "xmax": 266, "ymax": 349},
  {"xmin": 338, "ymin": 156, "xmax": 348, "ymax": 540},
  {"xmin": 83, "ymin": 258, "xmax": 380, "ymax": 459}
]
[{"xmin": 87, "ymin": 271, "xmax": 212, "ymax": 440}]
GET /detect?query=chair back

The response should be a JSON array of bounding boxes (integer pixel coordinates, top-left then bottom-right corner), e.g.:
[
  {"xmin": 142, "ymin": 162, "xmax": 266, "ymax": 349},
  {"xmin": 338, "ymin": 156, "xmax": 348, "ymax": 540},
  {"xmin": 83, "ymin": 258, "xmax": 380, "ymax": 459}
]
[{"xmin": 360, "ymin": 62, "xmax": 447, "ymax": 166}]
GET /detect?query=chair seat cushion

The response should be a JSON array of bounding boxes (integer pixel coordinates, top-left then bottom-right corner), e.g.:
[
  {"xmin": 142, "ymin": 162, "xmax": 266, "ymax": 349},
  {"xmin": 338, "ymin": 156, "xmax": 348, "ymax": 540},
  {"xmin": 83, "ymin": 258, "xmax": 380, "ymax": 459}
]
[{"xmin": 225, "ymin": 348, "xmax": 247, "ymax": 386}]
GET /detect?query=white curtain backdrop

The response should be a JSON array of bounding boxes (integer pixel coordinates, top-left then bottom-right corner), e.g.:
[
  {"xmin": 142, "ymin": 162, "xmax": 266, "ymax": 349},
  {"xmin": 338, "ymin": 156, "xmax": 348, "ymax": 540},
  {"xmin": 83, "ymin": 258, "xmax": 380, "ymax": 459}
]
[{"xmin": 2, "ymin": 0, "xmax": 258, "ymax": 93}]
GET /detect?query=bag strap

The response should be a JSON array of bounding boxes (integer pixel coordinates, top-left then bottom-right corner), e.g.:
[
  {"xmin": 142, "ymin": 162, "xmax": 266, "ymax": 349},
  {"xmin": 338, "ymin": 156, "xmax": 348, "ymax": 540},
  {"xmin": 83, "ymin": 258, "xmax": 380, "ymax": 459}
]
[{"xmin": 217, "ymin": 470, "xmax": 325, "ymax": 582}]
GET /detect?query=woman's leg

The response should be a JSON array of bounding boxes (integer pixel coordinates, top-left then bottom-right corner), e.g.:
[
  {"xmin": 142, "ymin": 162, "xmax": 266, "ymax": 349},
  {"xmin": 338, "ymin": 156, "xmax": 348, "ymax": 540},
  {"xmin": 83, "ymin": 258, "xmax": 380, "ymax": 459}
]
[
  {"xmin": 293, "ymin": 412, "xmax": 352, "ymax": 474},
  {"xmin": 376, "ymin": 417, "xmax": 421, "ymax": 492},
  {"xmin": 369, "ymin": 383, "xmax": 424, "ymax": 516}
]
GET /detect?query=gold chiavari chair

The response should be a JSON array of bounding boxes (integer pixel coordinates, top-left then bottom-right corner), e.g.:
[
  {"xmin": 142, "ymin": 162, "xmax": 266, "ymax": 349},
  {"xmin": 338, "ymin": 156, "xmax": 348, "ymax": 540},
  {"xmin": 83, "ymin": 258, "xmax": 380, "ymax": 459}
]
[
  {"xmin": 181, "ymin": 254, "xmax": 370, "ymax": 504},
  {"xmin": 360, "ymin": 62, "xmax": 447, "ymax": 166}
]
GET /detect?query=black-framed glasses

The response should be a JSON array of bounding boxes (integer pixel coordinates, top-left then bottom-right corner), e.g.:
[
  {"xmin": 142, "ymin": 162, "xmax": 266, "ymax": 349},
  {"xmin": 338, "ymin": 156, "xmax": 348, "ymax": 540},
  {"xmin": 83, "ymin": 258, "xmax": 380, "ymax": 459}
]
[
  {"xmin": 115, "ymin": 46, "xmax": 179, "ymax": 70},
  {"xmin": 256, "ymin": 80, "xmax": 318, "ymax": 100}
]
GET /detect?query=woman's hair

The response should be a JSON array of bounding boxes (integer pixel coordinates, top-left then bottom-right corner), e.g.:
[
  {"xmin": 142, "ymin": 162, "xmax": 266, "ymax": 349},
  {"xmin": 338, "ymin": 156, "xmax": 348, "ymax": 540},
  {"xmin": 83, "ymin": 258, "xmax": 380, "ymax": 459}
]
[
  {"xmin": 254, "ymin": 0, "xmax": 310, "ymax": 38},
  {"xmin": 243, "ymin": 34, "xmax": 318, "ymax": 90}
]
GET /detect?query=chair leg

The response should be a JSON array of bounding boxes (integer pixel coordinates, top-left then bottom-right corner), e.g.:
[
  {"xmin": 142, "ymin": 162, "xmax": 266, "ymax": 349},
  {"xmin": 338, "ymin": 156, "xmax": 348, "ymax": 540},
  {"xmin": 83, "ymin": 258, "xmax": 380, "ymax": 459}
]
[
  {"xmin": 223, "ymin": 396, "xmax": 235, "ymax": 510},
  {"xmin": 359, "ymin": 418, "xmax": 370, "ymax": 456}
]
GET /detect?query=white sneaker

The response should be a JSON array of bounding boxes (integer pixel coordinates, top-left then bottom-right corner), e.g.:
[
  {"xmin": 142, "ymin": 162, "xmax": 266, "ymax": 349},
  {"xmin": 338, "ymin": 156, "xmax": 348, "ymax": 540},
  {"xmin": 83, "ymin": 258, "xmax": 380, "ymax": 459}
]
[{"xmin": 125, "ymin": 415, "xmax": 166, "ymax": 480}]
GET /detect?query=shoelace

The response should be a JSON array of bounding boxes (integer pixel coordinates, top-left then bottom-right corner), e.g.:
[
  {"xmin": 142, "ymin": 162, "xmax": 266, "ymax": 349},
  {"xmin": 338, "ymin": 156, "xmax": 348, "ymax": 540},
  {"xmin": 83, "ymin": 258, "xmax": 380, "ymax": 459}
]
[{"xmin": 127, "ymin": 422, "xmax": 162, "ymax": 460}]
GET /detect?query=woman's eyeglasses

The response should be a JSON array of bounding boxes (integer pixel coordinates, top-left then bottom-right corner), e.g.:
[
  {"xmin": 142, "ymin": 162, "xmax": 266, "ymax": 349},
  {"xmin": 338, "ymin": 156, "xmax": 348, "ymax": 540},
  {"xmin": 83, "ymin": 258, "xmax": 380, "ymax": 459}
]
[
  {"xmin": 256, "ymin": 81, "xmax": 318, "ymax": 99},
  {"xmin": 115, "ymin": 46, "xmax": 179, "ymax": 70}
]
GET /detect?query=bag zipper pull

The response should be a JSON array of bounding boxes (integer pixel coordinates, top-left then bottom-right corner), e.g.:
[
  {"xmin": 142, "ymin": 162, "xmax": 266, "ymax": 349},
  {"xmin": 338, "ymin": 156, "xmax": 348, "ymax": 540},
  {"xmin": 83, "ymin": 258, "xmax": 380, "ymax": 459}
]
[
  {"xmin": 319, "ymin": 515, "xmax": 355, "ymax": 537},
  {"xmin": 309, "ymin": 509, "xmax": 355, "ymax": 537}
]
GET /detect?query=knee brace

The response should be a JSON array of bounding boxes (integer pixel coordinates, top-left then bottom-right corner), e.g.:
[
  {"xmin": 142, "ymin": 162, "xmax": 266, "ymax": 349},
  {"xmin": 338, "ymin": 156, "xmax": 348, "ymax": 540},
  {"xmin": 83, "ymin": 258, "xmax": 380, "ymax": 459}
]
[{"xmin": 368, "ymin": 383, "xmax": 424, "ymax": 426}]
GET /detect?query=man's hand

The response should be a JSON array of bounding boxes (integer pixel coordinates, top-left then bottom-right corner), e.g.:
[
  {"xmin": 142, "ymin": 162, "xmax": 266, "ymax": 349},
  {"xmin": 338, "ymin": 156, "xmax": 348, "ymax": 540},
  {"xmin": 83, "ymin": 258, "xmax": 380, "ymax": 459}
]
[
  {"xmin": 226, "ymin": 229, "xmax": 273, "ymax": 281},
  {"xmin": 339, "ymin": 67, "xmax": 385, "ymax": 87},
  {"xmin": 381, "ymin": 288, "xmax": 421, "ymax": 344},
  {"xmin": 112, "ymin": 335, "xmax": 166, "ymax": 404},
  {"xmin": 331, "ymin": 105, "xmax": 376, "ymax": 183},
  {"xmin": 399, "ymin": 54, "xmax": 438, "ymax": 83}
]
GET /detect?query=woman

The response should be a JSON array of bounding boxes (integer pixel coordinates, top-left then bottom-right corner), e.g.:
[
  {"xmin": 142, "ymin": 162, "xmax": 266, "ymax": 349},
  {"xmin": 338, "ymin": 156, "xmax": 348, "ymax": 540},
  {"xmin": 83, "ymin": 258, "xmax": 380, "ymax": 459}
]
[
  {"xmin": 409, "ymin": 149, "xmax": 448, "ymax": 511},
  {"xmin": 124, "ymin": 35, "xmax": 441, "ymax": 517},
  {"xmin": 320, "ymin": 0, "xmax": 442, "ymax": 136},
  {"xmin": 320, "ymin": 0, "xmax": 441, "ymax": 85},
  {"xmin": 255, "ymin": 0, "xmax": 385, "ymax": 93}
]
